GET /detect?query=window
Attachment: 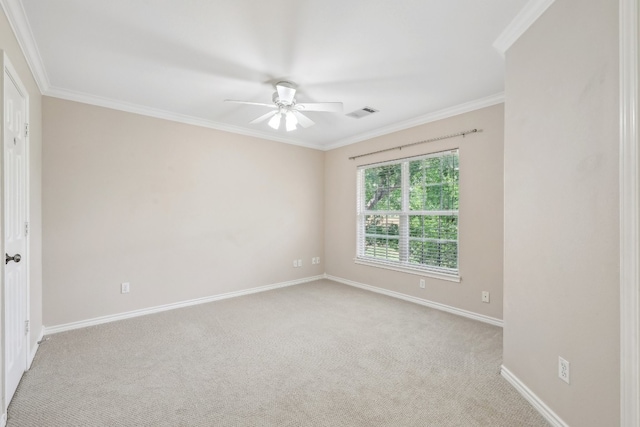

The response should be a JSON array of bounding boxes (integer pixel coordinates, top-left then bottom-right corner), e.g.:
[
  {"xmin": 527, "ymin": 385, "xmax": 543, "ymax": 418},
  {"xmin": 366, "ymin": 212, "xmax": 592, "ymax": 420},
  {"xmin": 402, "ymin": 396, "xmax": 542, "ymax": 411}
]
[{"xmin": 356, "ymin": 149, "xmax": 459, "ymax": 279}]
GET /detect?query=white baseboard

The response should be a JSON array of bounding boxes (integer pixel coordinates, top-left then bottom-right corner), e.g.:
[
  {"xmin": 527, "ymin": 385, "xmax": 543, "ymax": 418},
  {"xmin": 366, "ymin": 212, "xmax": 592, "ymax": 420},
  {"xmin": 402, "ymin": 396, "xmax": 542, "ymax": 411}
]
[
  {"xmin": 27, "ymin": 327, "xmax": 44, "ymax": 369},
  {"xmin": 500, "ymin": 366, "xmax": 569, "ymax": 427},
  {"xmin": 44, "ymin": 273, "xmax": 502, "ymax": 334},
  {"xmin": 0, "ymin": 412, "xmax": 6, "ymax": 427},
  {"xmin": 325, "ymin": 274, "xmax": 503, "ymax": 327},
  {"xmin": 44, "ymin": 275, "xmax": 325, "ymax": 335}
]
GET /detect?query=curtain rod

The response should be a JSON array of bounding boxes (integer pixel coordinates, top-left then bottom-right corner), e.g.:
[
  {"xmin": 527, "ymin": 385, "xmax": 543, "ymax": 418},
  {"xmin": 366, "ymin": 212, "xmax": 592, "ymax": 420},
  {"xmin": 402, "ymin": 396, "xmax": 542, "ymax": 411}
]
[{"xmin": 348, "ymin": 128, "xmax": 480, "ymax": 161}]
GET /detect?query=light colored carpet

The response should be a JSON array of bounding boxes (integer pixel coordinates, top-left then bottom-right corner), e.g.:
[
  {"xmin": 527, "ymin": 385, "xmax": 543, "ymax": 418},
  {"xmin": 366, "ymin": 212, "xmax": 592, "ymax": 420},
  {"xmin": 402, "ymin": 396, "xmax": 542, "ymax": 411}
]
[{"xmin": 8, "ymin": 279, "xmax": 548, "ymax": 426}]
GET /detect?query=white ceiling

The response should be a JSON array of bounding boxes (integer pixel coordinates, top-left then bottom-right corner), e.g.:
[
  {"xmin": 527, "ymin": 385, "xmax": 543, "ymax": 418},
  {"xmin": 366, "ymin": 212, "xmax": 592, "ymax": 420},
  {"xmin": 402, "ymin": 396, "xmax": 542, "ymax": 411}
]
[{"xmin": 12, "ymin": 0, "xmax": 528, "ymax": 149}]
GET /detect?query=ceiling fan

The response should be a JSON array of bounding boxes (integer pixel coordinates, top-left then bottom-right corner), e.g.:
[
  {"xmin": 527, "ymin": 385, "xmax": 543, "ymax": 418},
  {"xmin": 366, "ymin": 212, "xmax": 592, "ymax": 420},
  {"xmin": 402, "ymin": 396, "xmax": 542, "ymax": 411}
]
[{"xmin": 225, "ymin": 81, "xmax": 343, "ymax": 131}]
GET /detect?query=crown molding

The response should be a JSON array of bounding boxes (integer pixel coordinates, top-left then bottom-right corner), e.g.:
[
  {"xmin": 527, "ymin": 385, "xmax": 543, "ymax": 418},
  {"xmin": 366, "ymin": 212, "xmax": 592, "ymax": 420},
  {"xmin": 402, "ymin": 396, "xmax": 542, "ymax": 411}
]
[
  {"xmin": 0, "ymin": 0, "xmax": 505, "ymax": 152},
  {"xmin": 45, "ymin": 86, "xmax": 324, "ymax": 150},
  {"xmin": 493, "ymin": 0, "xmax": 557, "ymax": 55},
  {"xmin": 323, "ymin": 92, "xmax": 504, "ymax": 151},
  {"xmin": 0, "ymin": 0, "xmax": 320, "ymax": 150},
  {"xmin": 0, "ymin": 0, "xmax": 49, "ymax": 92},
  {"xmin": 45, "ymin": 87, "xmax": 504, "ymax": 153}
]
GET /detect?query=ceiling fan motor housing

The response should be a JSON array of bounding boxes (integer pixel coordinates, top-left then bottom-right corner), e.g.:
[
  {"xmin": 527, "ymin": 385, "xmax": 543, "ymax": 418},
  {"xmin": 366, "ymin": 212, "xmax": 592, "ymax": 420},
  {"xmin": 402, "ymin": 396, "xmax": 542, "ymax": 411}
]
[
  {"xmin": 272, "ymin": 81, "xmax": 297, "ymax": 108},
  {"xmin": 272, "ymin": 91, "xmax": 295, "ymax": 108}
]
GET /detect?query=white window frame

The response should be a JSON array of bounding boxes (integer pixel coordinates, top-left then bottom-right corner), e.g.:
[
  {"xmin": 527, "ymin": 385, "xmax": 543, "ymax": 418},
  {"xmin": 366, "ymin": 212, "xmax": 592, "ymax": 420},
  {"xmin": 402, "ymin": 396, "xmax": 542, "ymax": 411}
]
[{"xmin": 355, "ymin": 149, "xmax": 460, "ymax": 282}]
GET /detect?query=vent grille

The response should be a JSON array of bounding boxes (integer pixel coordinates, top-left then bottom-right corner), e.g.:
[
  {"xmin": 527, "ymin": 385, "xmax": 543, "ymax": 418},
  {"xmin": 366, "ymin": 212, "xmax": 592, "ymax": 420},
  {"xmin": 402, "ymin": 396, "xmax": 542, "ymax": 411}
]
[{"xmin": 346, "ymin": 106, "xmax": 379, "ymax": 119}]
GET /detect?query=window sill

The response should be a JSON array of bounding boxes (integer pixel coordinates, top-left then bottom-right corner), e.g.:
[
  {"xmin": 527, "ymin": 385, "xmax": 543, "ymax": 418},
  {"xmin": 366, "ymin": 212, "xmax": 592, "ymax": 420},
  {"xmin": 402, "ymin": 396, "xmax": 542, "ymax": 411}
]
[{"xmin": 353, "ymin": 258, "xmax": 461, "ymax": 283}]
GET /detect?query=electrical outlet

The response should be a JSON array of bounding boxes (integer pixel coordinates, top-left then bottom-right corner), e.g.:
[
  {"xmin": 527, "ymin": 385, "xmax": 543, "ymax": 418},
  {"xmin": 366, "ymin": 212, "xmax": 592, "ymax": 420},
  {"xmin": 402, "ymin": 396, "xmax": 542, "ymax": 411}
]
[
  {"xmin": 317, "ymin": 257, "xmax": 320, "ymax": 264},
  {"xmin": 419, "ymin": 279, "xmax": 426, "ymax": 289},
  {"xmin": 293, "ymin": 260, "xmax": 298, "ymax": 268},
  {"xmin": 559, "ymin": 357, "xmax": 570, "ymax": 384},
  {"xmin": 121, "ymin": 282, "xmax": 130, "ymax": 294},
  {"xmin": 482, "ymin": 291, "xmax": 490, "ymax": 303},
  {"xmin": 298, "ymin": 259, "xmax": 302, "ymax": 267}
]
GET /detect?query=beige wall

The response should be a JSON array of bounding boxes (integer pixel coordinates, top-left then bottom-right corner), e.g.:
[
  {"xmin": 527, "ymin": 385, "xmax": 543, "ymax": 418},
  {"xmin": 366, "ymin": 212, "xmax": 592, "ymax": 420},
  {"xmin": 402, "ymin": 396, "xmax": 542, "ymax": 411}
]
[
  {"xmin": 4, "ymin": 1, "xmax": 623, "ymax": 423},
  {"xmin": 0, "ymin": 5, "xmax": 43, "ymax": 415},
  {"xmin": 503, "ymin": 0, "xmax": 619, "ymax": 425},
  {"xmin": 324, "ymin": 104, "xmax": 504, "ymax": 320},
  {"xmin": 43, "ymin": 97, "xmax": 324, "ymax": 326}
]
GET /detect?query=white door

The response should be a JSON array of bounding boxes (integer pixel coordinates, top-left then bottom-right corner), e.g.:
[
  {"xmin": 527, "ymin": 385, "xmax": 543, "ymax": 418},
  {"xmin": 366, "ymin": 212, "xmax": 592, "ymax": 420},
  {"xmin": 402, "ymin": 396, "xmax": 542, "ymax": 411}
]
[{"xmin": 3, "ymin": 61, "xmax": 28, "ymax": 408}]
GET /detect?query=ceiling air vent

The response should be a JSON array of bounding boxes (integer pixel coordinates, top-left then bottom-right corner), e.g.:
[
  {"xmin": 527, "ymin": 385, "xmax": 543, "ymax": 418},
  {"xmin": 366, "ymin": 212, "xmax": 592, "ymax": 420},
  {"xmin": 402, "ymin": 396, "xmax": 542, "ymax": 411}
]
[{"xmin": 346, "ymin": 106, "xmax": 379, "ymax": 119}]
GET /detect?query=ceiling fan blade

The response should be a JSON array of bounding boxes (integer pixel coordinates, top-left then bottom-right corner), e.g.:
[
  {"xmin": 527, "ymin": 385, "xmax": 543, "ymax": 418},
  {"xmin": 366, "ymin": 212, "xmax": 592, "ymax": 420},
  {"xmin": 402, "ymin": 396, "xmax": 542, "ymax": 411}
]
[
  {"xmin": 224, "ymin": 99, "xmax": 275, "ymax": 108},
  {"xmin": 293, "ymin": 111, "xmax": 315, "ymax": 128},
  {"xmin": 276, "ymin": 82, "xmax": 296, "ymax": 104},
  {"xmin": 250, "ymin": 110, "xmax": 278, "ymax": 124},
  {"xmin": 295, "ymin": 102, "xmax": 343, "ymax": 113}
]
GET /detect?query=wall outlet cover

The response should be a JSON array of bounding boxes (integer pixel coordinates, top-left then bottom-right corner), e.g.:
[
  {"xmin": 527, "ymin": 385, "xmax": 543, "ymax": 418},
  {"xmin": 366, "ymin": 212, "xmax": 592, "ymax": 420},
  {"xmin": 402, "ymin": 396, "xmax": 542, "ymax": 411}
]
[
  {"xmin": 482, "ymin": 291, "xmax": 490, "ymax": 303},
  {"xmin": 559, "ymin": 357, "xmax": 570, "ymax": 384}
]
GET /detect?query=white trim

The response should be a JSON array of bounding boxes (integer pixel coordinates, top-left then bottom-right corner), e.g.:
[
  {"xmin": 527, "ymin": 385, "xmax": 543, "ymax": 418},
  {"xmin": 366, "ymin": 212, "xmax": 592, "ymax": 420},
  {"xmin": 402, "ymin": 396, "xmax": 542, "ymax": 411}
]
[
  {"xmin": 620, "ymin": 0, "xmax": 640, "ymax": 425},
  {"xmin": 46, "ymin": 89, "xmax": 503, "ymax": 153},
  {"xmin": 500, "ymin": 366, "xmax": 569, "ymax": 427},
  {"xmin": 45, "ymin": 86, "xmax": 323, "ymax": 151},
  {"xmin": 0, "ymin": 0, "xmax": 503, "ymax": 152},
  {"xmin": 325, "ymin": 93, "xmax": 504, "ymax": 151},
  {"xmin": 27, "ymin": 327, "xmax": 43, "ymax": 369},
  {"xmin": 353, "ymin": 259, "xmax": 461, "ymax": 283},
  {"xmin": 0, "ymin": 52, "xmax": 5, "ymax": 420},
  {"xmin": 42, "ymin": 89, "xmax": 502, "ymax": 153},
  {"xmin": 493, "ymin": 0, "xmax": 557, "ymax": 55},
  {"xmin": 0, "ymin": 1, "xmax": 507, "ymax": 152},
  {"xmin": 44, "ymin": 275, "xmax": 325, "ymax": 335},
  {"xmin": 326, "ymin": 274, "xmax": 502, "ymax": 327},
  {"xmin": 21, "ymin": 58, "xmax": 31, "ymax": 384},
  {"xmin": 0, "ymin": 0, "xmax": 49, "ymax": 92},
  {"xmin": 0, "ymin": 412, "xmax": 5, "ymax": 427}
]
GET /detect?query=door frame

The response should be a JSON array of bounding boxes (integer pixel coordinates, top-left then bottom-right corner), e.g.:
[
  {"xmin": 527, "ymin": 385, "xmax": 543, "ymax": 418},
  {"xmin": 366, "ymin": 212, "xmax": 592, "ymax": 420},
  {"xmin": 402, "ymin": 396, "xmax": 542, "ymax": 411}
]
[
  {"xmin": 620, "ymin": 0, "xmax": 640, "ymax": 425},
  {"xmin": 0, "ymin": 51, "xmax": 30, "ymax": 413}
]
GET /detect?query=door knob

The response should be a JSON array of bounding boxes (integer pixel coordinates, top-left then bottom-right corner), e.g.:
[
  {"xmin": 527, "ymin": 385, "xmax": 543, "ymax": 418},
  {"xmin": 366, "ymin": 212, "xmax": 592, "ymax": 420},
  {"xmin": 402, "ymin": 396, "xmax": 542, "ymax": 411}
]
[{"xmin": 5, "ymin": 253, "xmax": 21, "ymax": 264}]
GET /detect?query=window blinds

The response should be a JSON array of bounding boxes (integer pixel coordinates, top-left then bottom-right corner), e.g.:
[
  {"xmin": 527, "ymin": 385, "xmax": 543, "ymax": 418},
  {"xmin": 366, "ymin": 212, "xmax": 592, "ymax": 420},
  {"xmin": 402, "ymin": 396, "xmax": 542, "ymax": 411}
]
[{"xmin": 356, "ymin": 149, "xmax": 459, "ymax": 276}]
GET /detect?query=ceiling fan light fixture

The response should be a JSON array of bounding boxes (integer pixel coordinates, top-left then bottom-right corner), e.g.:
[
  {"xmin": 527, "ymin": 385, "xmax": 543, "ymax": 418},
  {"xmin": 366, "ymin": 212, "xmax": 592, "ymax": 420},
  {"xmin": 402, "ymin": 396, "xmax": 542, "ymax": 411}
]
[
  {"xmin": 268, "ymin": 112, "xmax": 282, "ymax": 130},
  {"xmin": 285, "ymin": 111, "xmax": 298, "ymax": 132},
  {"xmin": 227, "ymin": 81, "xmax": 341, "ymax": 132}
]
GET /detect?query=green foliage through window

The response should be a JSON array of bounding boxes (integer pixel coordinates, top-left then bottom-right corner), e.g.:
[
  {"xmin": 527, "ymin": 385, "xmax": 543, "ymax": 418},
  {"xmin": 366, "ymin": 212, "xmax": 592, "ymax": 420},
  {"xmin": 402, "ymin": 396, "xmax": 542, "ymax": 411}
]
[{"xmin": 357, "ymin": 150, "xmax": 459, "ymax": 274}]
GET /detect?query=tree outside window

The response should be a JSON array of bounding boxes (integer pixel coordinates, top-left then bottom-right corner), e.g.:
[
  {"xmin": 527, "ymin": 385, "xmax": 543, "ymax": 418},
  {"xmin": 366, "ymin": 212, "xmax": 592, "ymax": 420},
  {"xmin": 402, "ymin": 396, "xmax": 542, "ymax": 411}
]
[{"xmin": 357, "ymin": 150, "xmax": 459, "ymax": 276}]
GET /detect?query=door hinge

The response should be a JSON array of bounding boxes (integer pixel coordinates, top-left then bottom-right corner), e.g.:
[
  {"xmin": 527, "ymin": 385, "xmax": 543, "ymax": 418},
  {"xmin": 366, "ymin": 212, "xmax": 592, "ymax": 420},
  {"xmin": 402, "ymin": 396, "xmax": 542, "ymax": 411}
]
[
  {"xmin": 25, "ymin": 221, "xmax": 29, "ymax": 237},
  {"xmin": 24, "ymin": 122, "xmax": 29, "ymax": 138},
  {"xmin": 25, "ymin": 320, "xmax": 30, "ymax": 335}
]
